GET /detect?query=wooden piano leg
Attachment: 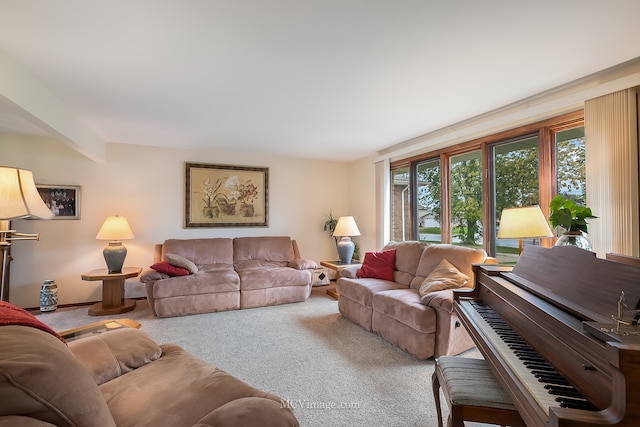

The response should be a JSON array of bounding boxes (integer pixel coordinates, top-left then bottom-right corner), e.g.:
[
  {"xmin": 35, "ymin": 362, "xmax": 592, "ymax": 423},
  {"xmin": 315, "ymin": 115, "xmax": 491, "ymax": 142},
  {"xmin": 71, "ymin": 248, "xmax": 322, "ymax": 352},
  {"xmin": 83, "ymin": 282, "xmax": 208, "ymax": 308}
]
[{"xmin": 431, "ymin": 370, "xmax": 445, "ymax": 427}]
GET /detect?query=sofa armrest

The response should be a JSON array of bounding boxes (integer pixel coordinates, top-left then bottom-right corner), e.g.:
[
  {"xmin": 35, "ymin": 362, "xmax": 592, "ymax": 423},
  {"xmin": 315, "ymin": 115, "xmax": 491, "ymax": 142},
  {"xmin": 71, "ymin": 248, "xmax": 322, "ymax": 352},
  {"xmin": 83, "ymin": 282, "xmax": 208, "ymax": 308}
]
[
  {"xmin": 139, "ymin": 267, "xmax": 170, "ymax": 283},
  {"xmin": 194, "ymin": 397, "xmax": 299, "ymax": 427},
  {"xmin": 68, "ymin": 328, "xmax": 162, "ymax": 385},
  {"xmin": 339, "ymin": 265, "xmax": 360, "ymax": 279},
  {"xmin": 420, "ymin": 290, "xmax": 454, "ymax": 312},
  {"xmin": 288, "ymin": 258, "xmax": 317, "ymax": 270}
]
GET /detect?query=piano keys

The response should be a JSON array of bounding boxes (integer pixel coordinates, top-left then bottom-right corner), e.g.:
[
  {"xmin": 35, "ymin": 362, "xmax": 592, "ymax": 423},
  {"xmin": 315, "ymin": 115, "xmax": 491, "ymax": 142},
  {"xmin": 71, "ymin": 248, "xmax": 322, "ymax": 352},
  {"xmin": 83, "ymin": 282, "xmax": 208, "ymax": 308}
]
[{"xmin": 454, "ymin": 245, "xmax": 640, "ymax": 427}]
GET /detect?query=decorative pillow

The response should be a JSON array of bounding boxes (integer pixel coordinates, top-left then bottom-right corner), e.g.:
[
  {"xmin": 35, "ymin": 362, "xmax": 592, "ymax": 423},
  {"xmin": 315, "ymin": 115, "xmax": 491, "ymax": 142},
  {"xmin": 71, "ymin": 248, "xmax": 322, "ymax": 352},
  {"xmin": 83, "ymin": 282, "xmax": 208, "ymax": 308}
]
[
  {"xmin": 0, "ymin": 301, "xmax": 65, "ymax": 343},
  {"xmin": 356, "ymin": 249, "xmax": 396, "ymax": 281},
  {"xmin": 150, "ymin": 262, "xmax": 189, "ymax": 277},
  {"xmin": 139, "ymin": 268, "xmax": 170, "ymax": 283},
  {"xmin": 419, "ymin": 259, "xmax": 469, "ymax": 303},
  {"xmin": 165, "ymin": 253, "xmax": 198, "ymax": 274}
]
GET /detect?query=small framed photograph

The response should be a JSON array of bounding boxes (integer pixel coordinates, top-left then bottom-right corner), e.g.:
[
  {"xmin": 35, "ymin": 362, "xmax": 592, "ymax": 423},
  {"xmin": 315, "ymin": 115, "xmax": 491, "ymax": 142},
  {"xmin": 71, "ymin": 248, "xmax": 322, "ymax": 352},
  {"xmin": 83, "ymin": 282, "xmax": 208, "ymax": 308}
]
[
  {"xmin": 185, "ymin": 162, "xmax": 268, "ymax": 228},
  {"xmin": 35, "ymin": 185, "xmax": 81, "ymax": 220}
]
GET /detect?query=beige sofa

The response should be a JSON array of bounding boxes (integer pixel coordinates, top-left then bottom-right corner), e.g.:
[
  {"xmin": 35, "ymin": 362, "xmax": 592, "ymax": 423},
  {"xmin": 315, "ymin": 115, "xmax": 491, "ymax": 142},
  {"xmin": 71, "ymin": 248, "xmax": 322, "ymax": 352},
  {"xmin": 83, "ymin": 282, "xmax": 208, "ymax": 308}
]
[
  {"xmin": 337, "ymin": 241, "xmax": 493, "ymax": 359},
  {"xmin": 0, "ymin": 307, "xmax": 299, "ymax": 426},
  {"xmin": 141, "ymin": 236, "xmax": 316, "ymax": 318}
]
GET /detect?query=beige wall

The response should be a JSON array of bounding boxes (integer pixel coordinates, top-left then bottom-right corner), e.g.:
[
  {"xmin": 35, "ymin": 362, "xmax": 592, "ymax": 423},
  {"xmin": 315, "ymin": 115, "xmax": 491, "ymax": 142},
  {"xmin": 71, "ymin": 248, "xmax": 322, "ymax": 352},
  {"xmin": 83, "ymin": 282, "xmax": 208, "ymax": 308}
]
[{"xmin": 1, "ymin": 135, "xmax": 378, "ymax": 308}]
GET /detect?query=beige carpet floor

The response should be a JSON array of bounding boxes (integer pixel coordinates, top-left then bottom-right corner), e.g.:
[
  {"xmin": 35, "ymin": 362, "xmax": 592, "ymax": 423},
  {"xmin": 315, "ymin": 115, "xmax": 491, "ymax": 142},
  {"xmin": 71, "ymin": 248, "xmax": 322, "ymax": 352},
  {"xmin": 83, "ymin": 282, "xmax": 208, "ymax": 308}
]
[{"xmin": 36, "ymin": 286, "xmax": 493, "ymax": 427}]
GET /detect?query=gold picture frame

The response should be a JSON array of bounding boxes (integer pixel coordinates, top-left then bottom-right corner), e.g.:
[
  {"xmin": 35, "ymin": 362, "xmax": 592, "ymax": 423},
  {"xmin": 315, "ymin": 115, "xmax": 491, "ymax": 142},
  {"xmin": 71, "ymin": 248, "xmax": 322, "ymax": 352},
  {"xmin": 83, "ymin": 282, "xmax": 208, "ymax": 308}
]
[{"xmin": 185, "ymin": 162, "xmax": 268, "ymax": 228}]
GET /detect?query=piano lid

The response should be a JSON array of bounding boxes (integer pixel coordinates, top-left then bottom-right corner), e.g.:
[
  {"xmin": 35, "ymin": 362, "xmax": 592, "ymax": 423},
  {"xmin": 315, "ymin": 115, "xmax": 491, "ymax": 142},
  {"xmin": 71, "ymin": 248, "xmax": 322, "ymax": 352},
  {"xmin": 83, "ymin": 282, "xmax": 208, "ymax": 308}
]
[{"xmin": 503, "ymin": 246, "xmax": 640, "ymax": 325}]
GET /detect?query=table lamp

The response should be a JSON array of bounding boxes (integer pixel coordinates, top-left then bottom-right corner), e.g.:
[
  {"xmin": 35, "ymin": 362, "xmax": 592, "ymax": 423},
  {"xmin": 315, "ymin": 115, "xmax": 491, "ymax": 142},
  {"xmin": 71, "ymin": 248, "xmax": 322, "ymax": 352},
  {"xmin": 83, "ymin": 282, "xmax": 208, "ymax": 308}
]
[
  {"xmin": 497, "ymin": 205, "xmax": 553, "ymax": 255},
  {"xmin": 333, "ymin": 216, "xmax": 361, "ymax": 264},
  {"xmin": 95, "ymin": 215, "xmax": 135, "ymax": 274},
  {"xmin": 0, "ymin": 166, "xmax": 54, "ymax": 301}
]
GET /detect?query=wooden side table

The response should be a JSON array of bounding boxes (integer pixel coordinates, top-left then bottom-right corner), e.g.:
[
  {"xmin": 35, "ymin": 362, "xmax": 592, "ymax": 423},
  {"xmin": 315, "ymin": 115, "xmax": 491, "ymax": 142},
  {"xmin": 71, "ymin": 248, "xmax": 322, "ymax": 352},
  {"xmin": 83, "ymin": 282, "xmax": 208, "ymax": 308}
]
[
  {"xmin": 320, "ymin": 260, "xmax": 361, "ymax": 300},
  {"xmin": 81, "ymin": 267, "xmax": 142, "ymax": 316}
]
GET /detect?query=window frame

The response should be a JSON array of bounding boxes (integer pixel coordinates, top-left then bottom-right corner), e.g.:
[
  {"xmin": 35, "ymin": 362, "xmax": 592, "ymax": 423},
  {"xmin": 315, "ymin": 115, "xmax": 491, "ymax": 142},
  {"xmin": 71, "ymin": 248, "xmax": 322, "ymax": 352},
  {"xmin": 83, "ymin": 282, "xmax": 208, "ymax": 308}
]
[{"xmin": 390, "ymin": 110, "xmax": 584, "ymax": 255}]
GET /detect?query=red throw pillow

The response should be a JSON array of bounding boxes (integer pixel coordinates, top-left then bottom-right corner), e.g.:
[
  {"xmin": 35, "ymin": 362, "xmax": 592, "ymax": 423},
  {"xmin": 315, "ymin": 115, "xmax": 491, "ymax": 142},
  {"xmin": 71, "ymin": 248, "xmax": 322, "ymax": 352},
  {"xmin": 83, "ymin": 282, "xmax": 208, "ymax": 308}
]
[
  {"xmin": 150, "ymin": 262, "xmax": 190, "ymax": 277},
  {"xmin": 0, "ymin": 301, "xmax": 66, "ymax": 343},
  {"xmin": 356, "ymin": 249, "xmax": 396, "ymax": 281}
]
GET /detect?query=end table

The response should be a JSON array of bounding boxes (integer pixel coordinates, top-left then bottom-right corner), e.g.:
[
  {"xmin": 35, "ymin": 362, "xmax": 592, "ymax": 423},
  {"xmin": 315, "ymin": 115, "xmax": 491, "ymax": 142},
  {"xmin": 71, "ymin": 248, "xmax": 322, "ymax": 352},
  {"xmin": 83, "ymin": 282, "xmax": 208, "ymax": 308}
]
[
  {"xmin": 320, "ymin": 261, "xmax": 362, "ymax": 300},
  {"xmin": 81, "ymin": 267, "xmax": 142, "ymax": 316}
]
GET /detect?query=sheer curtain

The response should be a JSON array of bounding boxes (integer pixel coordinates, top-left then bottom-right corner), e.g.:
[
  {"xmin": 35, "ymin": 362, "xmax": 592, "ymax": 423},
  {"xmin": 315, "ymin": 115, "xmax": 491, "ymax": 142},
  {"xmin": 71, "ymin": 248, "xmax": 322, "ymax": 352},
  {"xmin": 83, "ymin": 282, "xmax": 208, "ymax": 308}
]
[{"xmin": 585, "ymin": 88, "xmax": 639, "ymax": 257}]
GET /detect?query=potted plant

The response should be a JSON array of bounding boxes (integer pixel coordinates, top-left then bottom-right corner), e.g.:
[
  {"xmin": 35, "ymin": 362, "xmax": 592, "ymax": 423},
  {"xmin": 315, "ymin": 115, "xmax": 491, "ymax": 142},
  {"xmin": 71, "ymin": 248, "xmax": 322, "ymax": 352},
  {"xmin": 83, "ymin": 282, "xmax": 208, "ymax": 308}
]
[{"xmin": 548, "ymin": 195, "xmax": 597, "ymax": 250}]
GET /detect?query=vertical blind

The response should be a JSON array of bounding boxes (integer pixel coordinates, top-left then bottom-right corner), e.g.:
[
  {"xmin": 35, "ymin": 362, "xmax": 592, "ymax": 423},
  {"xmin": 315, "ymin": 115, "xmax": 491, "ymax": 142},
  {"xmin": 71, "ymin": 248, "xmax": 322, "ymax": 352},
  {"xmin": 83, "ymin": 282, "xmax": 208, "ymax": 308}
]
[{"xmin": 585, "ymin": 88, "xmax": 639, "ymax": 257}]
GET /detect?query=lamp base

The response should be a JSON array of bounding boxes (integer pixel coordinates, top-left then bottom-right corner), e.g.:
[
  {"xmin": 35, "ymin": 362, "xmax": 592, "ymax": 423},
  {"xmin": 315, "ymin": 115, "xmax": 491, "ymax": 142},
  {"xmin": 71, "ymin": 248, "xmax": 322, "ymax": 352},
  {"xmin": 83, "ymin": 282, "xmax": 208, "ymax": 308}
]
[
  {"xmin": 336, "ymin": 237, "xmax": 355, "ymax": 264},
  {"xmin": 103, "ymin": 241, "xmax": 127, "ymax": 274}
]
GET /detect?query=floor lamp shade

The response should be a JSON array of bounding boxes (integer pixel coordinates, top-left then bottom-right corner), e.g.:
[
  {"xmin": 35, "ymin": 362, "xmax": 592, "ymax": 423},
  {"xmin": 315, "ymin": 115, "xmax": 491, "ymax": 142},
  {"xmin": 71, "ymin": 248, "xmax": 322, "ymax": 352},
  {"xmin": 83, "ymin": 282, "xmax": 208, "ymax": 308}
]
[
  {"xmin": 95, "ymin": 215, "xmax": 135, "ymax": 274},
  {"xmin": 0, "ymin": 167, "xmax": 54, "ymax": 220},
  {"xmin": 497, "ymin": 206, "xmax": 553, "ymax": 254},
  {"xmin": 333, "ymin": 216, "xmax": 361, "ymax": 264},
  {"xmin": 0, "ymin": 166, "xmax": 53, "ymax": 301}
]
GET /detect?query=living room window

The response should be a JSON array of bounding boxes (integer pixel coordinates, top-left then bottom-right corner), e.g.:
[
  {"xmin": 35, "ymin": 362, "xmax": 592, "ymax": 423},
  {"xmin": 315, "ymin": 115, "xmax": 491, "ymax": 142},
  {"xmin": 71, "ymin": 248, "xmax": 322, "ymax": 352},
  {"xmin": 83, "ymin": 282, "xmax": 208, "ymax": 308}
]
[
  {"xmin": 450, "ymin": 150, "xmax": 483, "ymax": 249},
  {"xmin": 390, "ymin": 111, "xmax": 585, "ymax": 258},
  {"xmin": 417, "ymin": 158, "xmax": 441, "ymax": 243},
  {"xmin": 492, "ymin": 135, "xmax": 540, "ymax": 263}
]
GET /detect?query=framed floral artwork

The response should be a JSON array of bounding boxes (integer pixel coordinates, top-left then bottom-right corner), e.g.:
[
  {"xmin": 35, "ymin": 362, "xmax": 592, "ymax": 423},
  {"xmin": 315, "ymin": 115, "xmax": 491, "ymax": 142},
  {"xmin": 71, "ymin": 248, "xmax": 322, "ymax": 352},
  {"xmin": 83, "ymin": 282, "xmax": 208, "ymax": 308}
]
[
  {"xmin": 185, "ymin": 162, "xmax": 268, "ymax": 228},
  {"xmin": 34, "ymin": 184, "xmax": 81, "ymax": 220}
]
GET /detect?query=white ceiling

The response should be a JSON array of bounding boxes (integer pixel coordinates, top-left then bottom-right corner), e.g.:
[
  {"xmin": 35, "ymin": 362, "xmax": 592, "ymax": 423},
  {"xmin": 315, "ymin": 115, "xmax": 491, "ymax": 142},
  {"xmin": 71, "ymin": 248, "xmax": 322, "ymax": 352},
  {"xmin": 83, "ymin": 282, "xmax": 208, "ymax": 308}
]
[{"xmin": 1, "ymin": 1, "xmax": 640, "ymax": 162}]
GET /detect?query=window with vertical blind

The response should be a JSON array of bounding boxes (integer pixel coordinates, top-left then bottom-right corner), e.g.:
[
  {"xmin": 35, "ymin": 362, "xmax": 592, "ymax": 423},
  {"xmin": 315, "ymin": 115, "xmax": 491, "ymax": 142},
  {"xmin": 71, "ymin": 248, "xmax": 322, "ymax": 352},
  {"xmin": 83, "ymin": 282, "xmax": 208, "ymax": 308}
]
[{"xmin": 389, "ymin": 111, "xmax": 585, "ymax": 259}]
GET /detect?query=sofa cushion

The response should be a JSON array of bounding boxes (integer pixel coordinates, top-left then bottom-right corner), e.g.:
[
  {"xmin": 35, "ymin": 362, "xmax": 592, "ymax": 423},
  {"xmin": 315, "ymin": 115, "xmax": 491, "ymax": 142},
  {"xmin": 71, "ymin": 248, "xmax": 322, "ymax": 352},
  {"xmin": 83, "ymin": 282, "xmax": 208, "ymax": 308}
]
[
  {"xmin": 237, "ymin": 265, "xmax": 311, "ymax": 290},
  {"xmin": 165, "ymin": 253, "xmax": 199, "ymax": 273},
  {"xmin": 410, "ymin": 244, "xmax": 486, "ymax": 291},
  {"xmin": 371, "ymin": 289, "xmax": 437, "ymax": 333},
  {"xmin": 151, "ymin": 261, "xmax": 190, "ymax": 276},
  {"xmin": 418, "ymin": 259, "xmax": 469, "ymax": 303},
  {"xmin": 233, "ymin": 236, "xmax": 295, "ymax": 263},
  {"xmin": 68, "ymin": 329, "xmax": 162, "ymax": 385},
  {"xmin": 337, "ymin": 277, "xmax": 405, "ymax": 308},
  {"xmin": 381, "ymin": 241, "xmax": 429, "ymax": 286},
  {"xmin": 163, "ymin": 238, "xmax": 234, "ymax": 266},
  {"xmin": 152, "ymin": 268, "xmax": 240, "ymax": 298},
  {"xmin": 0, "ymin": 326, "xmax": 116, "ymax": 426},
  {"xmin": 357, "ymin": 249, "xmax": 396, "ymax": 280}
]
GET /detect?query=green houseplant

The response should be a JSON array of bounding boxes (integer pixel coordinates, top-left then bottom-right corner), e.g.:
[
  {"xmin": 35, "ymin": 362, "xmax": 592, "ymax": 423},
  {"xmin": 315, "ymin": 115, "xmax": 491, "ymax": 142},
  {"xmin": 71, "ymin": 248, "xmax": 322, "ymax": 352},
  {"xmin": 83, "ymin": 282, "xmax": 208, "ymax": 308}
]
[{"xmin": 548, "ymin": 195, "xmax": 597, "ymax": 250}]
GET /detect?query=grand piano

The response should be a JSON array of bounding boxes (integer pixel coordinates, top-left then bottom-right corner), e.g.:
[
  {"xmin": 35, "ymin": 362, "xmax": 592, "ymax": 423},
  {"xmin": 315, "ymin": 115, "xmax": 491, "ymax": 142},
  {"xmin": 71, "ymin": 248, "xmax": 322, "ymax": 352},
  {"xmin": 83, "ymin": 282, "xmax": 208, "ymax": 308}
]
[{"xmin": 454, "ymin": 245, "xmax": 640, "ymax": 426}]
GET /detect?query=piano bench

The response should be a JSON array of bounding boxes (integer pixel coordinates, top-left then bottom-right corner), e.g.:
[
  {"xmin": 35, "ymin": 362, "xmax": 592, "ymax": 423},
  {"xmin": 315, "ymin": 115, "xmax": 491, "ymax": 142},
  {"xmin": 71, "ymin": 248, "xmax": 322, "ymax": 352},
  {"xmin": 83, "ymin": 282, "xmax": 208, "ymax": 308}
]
[{"xmin": 432, "ymin": 356, "xmax": 525, "ymax": 427}]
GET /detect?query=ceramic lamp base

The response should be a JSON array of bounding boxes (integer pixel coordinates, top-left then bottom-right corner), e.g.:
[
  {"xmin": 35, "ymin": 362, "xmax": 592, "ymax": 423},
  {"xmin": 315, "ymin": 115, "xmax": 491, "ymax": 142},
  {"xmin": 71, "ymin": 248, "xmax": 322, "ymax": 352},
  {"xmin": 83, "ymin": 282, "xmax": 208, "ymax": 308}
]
[
  {"xmin": 103, "ymin": 241, "xmax": 127, "ymax": 274},
  {"xmin": 336, "ymin": 237, "xmax": 355, "ymax": 264}
]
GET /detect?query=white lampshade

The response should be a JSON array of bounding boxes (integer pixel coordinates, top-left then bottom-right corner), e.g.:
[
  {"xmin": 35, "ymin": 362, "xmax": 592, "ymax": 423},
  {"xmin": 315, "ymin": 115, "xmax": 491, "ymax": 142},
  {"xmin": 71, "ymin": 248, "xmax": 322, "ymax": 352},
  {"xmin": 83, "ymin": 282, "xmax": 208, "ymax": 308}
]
[
  {"xmin": 95, "ymin": 215, "xmax": 135, "ymax": 241},
  {"xmin": 333, "ymin": 216, "xmax": 361, "ymax": 237},
  {"xmin": 0, "ymin": 166, "xmax": 54, "ymax": 220},
  {"xmin": 497, "ymin": 206, "xmax": 553, "ymax": 239}
]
